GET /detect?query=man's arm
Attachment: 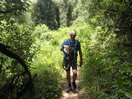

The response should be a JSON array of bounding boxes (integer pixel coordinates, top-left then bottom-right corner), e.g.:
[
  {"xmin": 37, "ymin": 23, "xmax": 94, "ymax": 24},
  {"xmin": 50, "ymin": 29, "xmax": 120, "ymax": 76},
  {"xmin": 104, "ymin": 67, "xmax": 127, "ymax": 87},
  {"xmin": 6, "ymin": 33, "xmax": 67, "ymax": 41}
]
[
  {"xmin": 60, "ymin": 40, "xmax": 67, "ymax": 51},
  {"xmin": 60, "ymin": 46, "xmax": 63, "ymax": 51},
  {"xmin": 60, "ymin": 45, "xmax": 69, "ymax": 51}
]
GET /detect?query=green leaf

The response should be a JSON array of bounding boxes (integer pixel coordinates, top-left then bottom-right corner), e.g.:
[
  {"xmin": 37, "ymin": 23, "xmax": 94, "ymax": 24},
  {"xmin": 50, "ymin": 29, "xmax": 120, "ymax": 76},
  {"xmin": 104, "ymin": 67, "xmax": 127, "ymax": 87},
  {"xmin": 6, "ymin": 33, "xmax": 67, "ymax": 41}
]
[
  {"xmin": 125, "ymin": 92, "xmax": 132, "ymax": 99},
  {"xmin": 103, "ymin": 66, "xmax": 113, "ymax": 71},
  {"xmin": 126, "ymin": 67, "xmax": 132, "ymax": 73}
]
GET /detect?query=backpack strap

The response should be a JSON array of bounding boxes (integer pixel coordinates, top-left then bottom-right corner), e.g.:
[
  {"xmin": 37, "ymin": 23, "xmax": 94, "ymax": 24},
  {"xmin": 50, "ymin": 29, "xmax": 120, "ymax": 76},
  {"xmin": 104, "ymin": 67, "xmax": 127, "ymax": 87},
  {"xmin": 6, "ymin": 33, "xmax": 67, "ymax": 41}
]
[
  {"xmin": 67, "ymin": 39, "xmax": 71, "ymax": 47},
  {"xmin": 75, "ymin": 40, "xmax": 78, "ymax": 47},
  {"xmin": 67, "ymin": 39, "xmax": 78, "ymax": 47}
]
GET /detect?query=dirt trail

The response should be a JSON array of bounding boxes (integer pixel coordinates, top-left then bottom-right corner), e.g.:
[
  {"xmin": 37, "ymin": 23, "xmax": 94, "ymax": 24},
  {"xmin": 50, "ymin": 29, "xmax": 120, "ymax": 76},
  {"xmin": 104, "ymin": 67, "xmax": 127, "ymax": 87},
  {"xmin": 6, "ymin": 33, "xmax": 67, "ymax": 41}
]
[{"xmin": 60, "ymin": 69, "xmax": 90, "ymax": 99}]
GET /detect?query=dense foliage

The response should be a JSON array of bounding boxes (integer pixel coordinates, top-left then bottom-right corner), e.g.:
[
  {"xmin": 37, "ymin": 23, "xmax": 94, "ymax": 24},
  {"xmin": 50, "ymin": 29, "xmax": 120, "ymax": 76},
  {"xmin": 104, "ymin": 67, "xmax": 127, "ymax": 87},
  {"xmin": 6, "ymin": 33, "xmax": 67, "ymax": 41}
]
[
  {"xmin": 0, "ymin": 0, "xmax": 131, "ymax": 99},
  {"xmin": 0, "ymin": 0, "xmax": 36, "ymax": 98},
  {"xmin": 32, "ymin": 0, "xmax": 60, "ymax": 29},
  {"xmin": 77, "ymin": 0, "xmax": 132, "ymax": 98}
]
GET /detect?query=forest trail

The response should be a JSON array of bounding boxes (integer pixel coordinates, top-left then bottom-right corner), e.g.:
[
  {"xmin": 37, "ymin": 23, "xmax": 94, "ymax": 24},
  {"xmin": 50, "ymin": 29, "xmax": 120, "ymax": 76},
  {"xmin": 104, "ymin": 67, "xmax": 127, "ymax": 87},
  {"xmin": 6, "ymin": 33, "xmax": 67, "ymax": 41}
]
[{"xmin": 60, "ymin": 69, "xmax": 90, "ymax": 99}]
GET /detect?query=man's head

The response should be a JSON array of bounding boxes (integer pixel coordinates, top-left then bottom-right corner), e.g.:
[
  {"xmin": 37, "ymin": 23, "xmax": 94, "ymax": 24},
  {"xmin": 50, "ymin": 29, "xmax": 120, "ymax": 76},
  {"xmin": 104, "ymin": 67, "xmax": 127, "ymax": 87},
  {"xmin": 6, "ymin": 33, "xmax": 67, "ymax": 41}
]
[{"xmin": 69, "ymin": 30, "xmax": 76, "ymax": 41}]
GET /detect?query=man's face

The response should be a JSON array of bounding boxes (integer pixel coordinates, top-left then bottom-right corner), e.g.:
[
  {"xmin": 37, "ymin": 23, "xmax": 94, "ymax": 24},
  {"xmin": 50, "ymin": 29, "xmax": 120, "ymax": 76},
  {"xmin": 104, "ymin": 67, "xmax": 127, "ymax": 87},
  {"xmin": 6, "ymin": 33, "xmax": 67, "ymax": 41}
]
[{"xmin": 70, "ymin": 31, "xmax": 76, "ymax": 40}]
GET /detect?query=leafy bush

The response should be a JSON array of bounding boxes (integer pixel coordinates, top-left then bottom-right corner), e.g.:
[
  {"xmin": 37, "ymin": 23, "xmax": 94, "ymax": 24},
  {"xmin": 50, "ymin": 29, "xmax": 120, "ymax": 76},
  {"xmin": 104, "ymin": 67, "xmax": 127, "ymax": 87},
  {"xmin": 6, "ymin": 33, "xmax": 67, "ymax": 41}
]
[
  {"xmin": 30, "ymin": 26, "xmax": 64, "ymax": 99},
  {"xmin": 79, "ymin": 25, "xmax": 132, "ymax": 98},
  {"xmin": 0, "ymin": 21, "xmax": 37, "ymax": 98}
]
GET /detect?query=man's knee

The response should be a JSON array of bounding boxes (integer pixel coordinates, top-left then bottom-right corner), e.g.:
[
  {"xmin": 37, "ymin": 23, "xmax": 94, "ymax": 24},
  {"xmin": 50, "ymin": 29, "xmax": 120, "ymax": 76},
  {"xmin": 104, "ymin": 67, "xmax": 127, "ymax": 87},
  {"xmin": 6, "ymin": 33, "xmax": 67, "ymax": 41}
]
[{"xmin": 72, "ymin": 70, "xmax": 77, "ymax": 75}]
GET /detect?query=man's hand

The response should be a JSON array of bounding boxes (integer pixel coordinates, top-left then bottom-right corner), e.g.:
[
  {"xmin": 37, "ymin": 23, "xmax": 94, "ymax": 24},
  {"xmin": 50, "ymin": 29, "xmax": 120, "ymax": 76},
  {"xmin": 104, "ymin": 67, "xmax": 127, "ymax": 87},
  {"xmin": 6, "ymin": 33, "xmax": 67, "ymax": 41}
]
[
  {"xmin": 60, "ymin": 45, "xmax": 70, "ymax": 51},
  {"xmin": 63, "ymin": 45, "xmax": 70, "ymax": 49}
]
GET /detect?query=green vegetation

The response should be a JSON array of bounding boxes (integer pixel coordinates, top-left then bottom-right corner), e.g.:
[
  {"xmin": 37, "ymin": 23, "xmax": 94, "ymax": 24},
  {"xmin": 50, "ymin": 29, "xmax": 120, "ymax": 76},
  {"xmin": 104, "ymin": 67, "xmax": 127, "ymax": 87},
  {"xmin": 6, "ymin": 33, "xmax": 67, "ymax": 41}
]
[{"xmin": 0, "ymin": 0, "xmax": 131, "ymax": 99}]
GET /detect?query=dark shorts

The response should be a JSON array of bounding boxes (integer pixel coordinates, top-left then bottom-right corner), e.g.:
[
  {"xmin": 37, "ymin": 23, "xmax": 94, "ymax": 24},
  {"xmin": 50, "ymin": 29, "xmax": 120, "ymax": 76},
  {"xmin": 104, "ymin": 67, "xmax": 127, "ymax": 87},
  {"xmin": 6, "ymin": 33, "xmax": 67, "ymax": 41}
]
[{"xmin": 62, "ymin": 57, "xmax": 77, "ymax": 71}]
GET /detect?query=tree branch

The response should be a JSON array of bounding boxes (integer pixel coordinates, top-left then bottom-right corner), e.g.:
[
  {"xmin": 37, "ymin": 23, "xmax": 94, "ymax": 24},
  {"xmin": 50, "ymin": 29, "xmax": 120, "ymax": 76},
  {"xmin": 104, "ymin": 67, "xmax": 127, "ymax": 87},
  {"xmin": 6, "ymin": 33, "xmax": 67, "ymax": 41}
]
[{"xmin": 0, "ymin": 43, "xmax": 33, "ymax": 86}]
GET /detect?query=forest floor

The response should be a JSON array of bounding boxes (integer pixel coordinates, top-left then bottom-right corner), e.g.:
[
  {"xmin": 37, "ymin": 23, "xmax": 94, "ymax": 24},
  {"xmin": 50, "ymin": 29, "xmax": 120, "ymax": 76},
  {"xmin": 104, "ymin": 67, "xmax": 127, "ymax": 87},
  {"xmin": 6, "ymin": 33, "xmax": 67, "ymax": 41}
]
[{"xmin": 60, "ymin": 69, "xmax": 90, "ymax": 99}]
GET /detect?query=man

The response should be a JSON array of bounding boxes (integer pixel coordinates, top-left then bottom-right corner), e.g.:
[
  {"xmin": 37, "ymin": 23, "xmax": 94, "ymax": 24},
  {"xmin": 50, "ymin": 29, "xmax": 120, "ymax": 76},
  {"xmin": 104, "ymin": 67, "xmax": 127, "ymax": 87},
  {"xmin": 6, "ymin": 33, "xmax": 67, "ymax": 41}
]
[{"xmin": 60, "ymin": 30, "xmax": 83, "ymax": 93}]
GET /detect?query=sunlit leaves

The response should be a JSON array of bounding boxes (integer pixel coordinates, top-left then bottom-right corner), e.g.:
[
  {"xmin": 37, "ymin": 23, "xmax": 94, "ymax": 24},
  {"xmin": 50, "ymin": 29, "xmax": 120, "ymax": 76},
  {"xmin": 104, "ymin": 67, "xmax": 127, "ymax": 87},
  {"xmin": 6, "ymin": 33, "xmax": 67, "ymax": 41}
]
[{"xmin": 125, "ymin": 92, "xmax": 132, "ymax": 98}]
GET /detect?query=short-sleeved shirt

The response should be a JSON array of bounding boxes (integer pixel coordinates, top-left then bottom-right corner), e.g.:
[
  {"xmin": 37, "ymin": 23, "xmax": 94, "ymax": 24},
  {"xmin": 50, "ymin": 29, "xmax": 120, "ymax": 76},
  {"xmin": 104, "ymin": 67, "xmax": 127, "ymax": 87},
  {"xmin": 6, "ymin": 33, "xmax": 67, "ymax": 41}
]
[{"xmin": 62, "ymin": 39, "xmax": 80, "ymax": 57}]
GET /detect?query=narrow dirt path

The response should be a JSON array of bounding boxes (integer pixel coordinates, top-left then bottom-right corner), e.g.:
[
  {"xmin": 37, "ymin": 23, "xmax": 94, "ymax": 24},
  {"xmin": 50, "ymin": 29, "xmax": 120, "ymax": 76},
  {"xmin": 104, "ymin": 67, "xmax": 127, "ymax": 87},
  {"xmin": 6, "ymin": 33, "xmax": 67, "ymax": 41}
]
[{"xmin": 60, "ymin": 69, "xmax": 90, "ymax": 99}]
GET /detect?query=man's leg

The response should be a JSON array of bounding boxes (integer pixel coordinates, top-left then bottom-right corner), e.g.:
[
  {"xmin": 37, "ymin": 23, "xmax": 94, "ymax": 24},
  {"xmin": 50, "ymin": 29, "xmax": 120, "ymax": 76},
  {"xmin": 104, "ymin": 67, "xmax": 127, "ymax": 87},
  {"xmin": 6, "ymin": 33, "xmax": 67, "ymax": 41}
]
[
  {"xmin": 72, "ymin": 69, "xmax": 77, "ymax": 92},
  {"xmin": 72, "ymin": 70, "xmax": 77, "ymax": 82},
  {"xmin": 66, "ymin": 70, "xmax": 71, "ymax": 92},
  {"xmin": 72, "ymin": 57, "xmax": 78, "ymax": 92},
  {"xmin": 66, "ymin": 70, "xmax": 71, "ymax": 85}
]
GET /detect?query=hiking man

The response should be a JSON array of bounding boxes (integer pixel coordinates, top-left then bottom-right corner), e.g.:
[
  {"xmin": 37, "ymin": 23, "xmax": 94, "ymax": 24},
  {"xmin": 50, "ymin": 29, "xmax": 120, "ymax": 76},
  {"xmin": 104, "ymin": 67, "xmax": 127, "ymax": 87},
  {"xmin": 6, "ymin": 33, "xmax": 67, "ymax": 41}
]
[{"xmin": 60, "ymin": 30, "xmax": 83, "ymax": 93}]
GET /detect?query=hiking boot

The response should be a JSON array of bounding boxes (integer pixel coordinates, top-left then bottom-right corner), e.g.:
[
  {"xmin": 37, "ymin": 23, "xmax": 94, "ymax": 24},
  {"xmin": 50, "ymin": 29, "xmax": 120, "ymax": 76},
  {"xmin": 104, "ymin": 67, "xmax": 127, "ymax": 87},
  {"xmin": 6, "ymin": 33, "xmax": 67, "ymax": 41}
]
[
  {"xmin": 65, "ymin": 87, "xmax": 71, "ymax": 93},
  {"xmin": 72, "ymin": 82, "xmax": 78, "ymax": 93},
  {"xmin": 65, "ymin": 83, "xmax": 72, "ymax": 93},
  {"xmin": 72, "ymin": 88, "xmax": 79, "ymax": 93},
  {"xmin": 72, "ymin": 82, "xmax": 77, "ymax": 89}
]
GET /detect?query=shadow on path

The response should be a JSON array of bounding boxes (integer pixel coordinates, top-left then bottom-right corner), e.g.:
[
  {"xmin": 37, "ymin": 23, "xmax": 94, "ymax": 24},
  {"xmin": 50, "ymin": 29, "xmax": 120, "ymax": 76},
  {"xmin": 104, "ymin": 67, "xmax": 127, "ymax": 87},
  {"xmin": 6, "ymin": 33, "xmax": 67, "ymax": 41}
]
[{"xmin": 60, "ymin": 69, "xmax": 90, "ymax": 99}]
